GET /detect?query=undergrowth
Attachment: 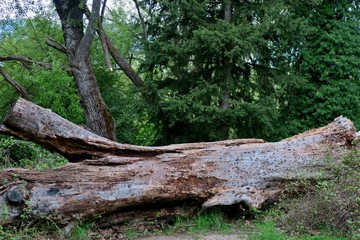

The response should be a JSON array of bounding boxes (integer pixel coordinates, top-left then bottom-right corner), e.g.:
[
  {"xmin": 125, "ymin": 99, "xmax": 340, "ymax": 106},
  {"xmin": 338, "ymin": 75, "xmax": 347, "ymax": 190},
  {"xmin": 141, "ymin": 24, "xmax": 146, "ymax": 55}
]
[
  {"xmin": 0, "ymin": 219, "xmax": 62, "ymax": 240},
  {"xmin": 0, "ymin": 136, "xmax": 68, "ymax": 170},
  {"xmin": 174, "ymin": 208, "xmax": 233, "ymax": 233},
  {"xmin": 264, "ymin": 148, "xmax": 360, "ymax": 239}
]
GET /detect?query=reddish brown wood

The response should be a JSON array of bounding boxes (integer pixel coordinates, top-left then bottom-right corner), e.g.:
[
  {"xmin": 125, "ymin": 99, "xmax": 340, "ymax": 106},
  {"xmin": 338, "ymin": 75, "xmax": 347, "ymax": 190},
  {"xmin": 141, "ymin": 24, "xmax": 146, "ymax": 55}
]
[{"xmin": 0, "ymin": 99, "xmax": 356, "ymax": 226}]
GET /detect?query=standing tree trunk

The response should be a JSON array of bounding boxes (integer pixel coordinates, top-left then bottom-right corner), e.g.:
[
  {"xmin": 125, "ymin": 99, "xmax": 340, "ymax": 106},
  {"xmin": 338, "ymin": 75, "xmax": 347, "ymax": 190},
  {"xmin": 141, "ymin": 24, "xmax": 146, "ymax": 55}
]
[
  {"xmin": 53, "ymin": 0, "xmax": 116, "ymax": 141},
  {"xmin": 219, "ymin": 0, "xmax": 232, "ymax": 139}
]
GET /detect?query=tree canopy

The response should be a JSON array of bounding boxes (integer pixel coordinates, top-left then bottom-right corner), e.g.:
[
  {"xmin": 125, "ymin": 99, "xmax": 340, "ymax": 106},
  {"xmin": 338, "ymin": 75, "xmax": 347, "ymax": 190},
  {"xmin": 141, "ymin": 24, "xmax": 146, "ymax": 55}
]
[{"xmin": 0, "ymin": 0, "xmax": 359, "ymax": 145}]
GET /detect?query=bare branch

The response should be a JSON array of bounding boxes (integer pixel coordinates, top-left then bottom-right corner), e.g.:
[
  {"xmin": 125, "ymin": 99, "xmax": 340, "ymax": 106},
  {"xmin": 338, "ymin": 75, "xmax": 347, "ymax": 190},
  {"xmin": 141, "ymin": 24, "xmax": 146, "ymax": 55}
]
[
  {"xmin": 0, "ymin": 66, "xmax": 30, "ymax": 100},
  {"xmin": 45, "ymin": 37, "xmax": 67, "ymax": 53},
  {"xmin": 98, "ymin": 28, "xmax": 113, "ymax": 71},
  {"xmin": 79, "ymin": 0, "xmax": 101, "ymax": 54},
  {"xmin": 99, "ymin": 0, "xmax": 113, "ymax": 71},
  {"xmin": 0, "ymin": 55, "xmax": 72, "ymax": 76},
  {"xmin": 133, "ymin": 0, "xmax": 148, "ymax": 41},
  {"xmin": 101, "ymin": 0, "xmax": 108, "ymax": 20},
  {"xmin": 102, "ymin": 29, "xmax": 144, "ymax": 87},
  {"xmin": 0, "ymin": 55, "xmax": 51, "ymax": 70},
  {"xmin": 85, "ymin": 6, "xmax": 144, "ymax": 87}
]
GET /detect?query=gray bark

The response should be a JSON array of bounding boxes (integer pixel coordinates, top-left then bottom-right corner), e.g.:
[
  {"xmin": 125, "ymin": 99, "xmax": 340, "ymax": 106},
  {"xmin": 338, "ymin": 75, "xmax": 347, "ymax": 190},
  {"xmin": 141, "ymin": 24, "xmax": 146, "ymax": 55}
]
[
  {"xmin": 0, "ymin": 99, "xmax": 356, "ymax": 226},
  {"xmin": 53, "ymin": 0, "xmax": 116, "ymax": 140}
]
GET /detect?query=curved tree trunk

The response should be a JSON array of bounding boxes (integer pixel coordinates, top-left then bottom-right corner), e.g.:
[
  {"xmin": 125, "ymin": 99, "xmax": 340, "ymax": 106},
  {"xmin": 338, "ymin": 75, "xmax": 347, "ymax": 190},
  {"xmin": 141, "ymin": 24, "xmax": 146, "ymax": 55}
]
[
  {"xmin": 53, "ymin": 0, "xmax": 116, "ymax": 141},
  {"xmin": 0, "ymin": 99, "xmax": 356, "ymax": 226}
]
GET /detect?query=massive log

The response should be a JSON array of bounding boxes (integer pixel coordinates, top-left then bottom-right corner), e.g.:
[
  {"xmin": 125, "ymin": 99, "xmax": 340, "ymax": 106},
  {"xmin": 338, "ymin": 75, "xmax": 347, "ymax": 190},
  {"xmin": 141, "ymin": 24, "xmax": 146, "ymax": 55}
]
[{"xmin": 0, "ymin": 99, "xmax": 356, "ymax": 226}]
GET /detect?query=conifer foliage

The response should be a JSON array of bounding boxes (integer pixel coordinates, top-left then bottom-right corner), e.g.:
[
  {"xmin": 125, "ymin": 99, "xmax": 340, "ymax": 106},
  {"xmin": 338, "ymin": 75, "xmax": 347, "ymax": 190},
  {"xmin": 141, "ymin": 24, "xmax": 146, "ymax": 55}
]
[
  {"xmin": 139, "ymin": 0, "xmax": 308, "ymax": 143},
  {"xmin": 278, "ymin": 0, "xmax": 360, "ymax": 138}
]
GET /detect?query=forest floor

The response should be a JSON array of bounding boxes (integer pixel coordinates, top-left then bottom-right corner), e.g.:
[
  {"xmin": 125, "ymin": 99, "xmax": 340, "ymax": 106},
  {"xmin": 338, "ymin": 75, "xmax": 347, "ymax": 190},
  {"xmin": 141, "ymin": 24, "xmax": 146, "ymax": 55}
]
[
  {"xmin": 137, "ymin": 233, "xmax": 247, "ymax": 240},
  {"xmin": 87, "ymin": 218, "xmax": 254, "ymax": 240},
  {"xmin": 85, "ymin": 218, "xmax": 259, "ymax": 240},
  {"xmin": 91, "ymin": 227, "xmax": 249, "ymax": 240}
]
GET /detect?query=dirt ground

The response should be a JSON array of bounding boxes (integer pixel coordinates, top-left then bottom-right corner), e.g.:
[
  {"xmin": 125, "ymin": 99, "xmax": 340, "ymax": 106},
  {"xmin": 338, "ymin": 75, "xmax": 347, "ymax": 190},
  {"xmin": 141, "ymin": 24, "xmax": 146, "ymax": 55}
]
[
  {"xmin": 91, "ymin": 227, "xmax": 250, "ymax": 240},
  {"xmin": 137, "ymin": 233, "xmax": 248, "ymax": 240}
]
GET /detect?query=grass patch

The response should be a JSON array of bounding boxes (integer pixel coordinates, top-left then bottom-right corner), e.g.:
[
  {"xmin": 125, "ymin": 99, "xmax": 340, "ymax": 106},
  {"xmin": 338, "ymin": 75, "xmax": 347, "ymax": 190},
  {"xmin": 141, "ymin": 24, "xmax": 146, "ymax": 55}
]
[
  {"xmin": 0, "ymin": 219, "xmax": 63, "ymax": 240},
  {"xmin": 67, "ymin": 223, "xmax": 92, "ymax": 240},
  {"xmin": 174, "ymin": 208, "xmax": 233, "ymax": 233},
  {"xmin": 248, "ymin": 221, "xmax": 348, "ymax": 240}
]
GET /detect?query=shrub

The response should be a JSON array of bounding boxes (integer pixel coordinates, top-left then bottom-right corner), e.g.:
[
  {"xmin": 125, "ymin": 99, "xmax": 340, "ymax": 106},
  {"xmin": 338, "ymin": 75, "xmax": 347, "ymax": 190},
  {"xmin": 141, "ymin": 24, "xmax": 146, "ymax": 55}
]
[
  {"xmin": 0, "ymin": 136, "xmax": 68, "ymax": 170},
  {"xmin": 274, "ymin": 149, "xmax": 360, "ymax": 239}
]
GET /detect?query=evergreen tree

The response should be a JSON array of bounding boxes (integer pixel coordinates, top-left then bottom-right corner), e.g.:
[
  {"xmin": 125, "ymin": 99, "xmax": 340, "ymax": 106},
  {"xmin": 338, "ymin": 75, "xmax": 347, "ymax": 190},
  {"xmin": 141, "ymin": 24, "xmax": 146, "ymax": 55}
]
[
  {"xmin": 138, "ymin": 0, "xmax": 308, "ymax": 143},
  {"xmin": 278, "ymin": 0, "xmax": 360, "ymax": 138}
]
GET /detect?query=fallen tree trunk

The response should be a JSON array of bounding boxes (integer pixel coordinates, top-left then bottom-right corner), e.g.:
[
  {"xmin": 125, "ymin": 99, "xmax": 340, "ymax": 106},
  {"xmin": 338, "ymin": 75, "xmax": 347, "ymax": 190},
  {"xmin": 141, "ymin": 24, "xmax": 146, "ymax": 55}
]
[{"xmin": 0, "ymin": 99, "xmax": 356, "ymax": 226}]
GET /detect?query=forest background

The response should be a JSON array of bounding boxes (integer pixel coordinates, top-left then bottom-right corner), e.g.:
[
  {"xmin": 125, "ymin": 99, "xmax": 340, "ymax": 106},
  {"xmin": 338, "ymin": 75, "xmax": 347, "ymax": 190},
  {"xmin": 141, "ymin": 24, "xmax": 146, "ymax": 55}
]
[
  {"xmin": 0, "ymin": 0, "xmax": 359, "ymax": 146},
  {"xmin": 0, "ymin": 1, "xmax": 359, "ymax": 239}
]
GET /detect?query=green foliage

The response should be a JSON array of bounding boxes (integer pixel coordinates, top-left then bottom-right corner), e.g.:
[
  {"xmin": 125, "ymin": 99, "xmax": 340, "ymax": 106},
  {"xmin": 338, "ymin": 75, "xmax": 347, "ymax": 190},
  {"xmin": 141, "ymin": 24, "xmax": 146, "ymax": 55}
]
[
  {"xmin": 29, "ymin": 63, "xmax": 84, "ymax": 124},
  {"xmin": 0, "ymin": 16, "xmax": 84, "ymax": 125},
  {"xmin": 0, "ymin": 225, "xmax": 13, "ymax": 240},
  {"xmin": 126, "ymin": 228, "xmax": 141, "ymax": 239},
  {"xmin": 175, "ymin": 208, "xmax": 232, "ymax": 233},
  {"xmin": 0, "ymin": 136, "xmax": 68, "ymax": 170},
  {"xmin": 0, "ymin": 218, "xmax": 62, "ymax": 240},
  {"xmin": 248, "ymin": 221, "xmax": 286, "ymax": 240},
  {"xmin": 248, "ymin": 221, "xmax": 348, "ymax": 240},
  {"xmin": 67, "ymin": 223, "xmax": 92, "ymax": 240},
  {"xmin": 277, "ymin": 0, "xmax": 360, "ymax": 139},
  {"xmin": 1, "ymin": 0, "xmax": 358, "ymax": 147},
  {"xmin": 95, "ymin": 67, "xmax": 158, "ymax": 145},
  {"xmin": 139, "ymin": 0, "xmax": 310, "ymax": 143}
]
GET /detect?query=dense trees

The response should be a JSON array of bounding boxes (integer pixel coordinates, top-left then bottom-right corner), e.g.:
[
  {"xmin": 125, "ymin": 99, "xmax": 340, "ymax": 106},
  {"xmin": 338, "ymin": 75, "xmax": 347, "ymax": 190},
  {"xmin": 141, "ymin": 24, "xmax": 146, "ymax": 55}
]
[
  {"xmin": 0, "ymin": 0, "xmax": 359, "ymax": 145},
  {"xmin": 278, "ymin": 0, "xmax": 360, "ymax": 138},
  {"xmin": 137, "ymin": 0, "xmax": 310, "ymax": 143}
]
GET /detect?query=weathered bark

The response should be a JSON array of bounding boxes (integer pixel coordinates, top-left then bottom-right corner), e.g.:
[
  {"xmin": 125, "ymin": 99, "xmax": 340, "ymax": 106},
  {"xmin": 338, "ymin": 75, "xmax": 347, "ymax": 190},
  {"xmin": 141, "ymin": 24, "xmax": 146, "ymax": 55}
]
[
  {"xmin": 0, "ymin": 99, "xmax": 356, "ymax": 226},
  {"xmin": 53, "ymin": 0, "xmax": 116, "ymax": 141},
  {"xmin": 0, "ymin": 99, "xmax": 165, "ymax": 161}
]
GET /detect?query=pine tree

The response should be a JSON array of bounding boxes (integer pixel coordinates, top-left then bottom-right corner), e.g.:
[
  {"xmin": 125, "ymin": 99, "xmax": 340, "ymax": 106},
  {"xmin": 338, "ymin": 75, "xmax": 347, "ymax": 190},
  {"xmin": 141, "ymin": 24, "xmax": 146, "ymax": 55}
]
[
  {"xmin": 278, "ymin": 0, "xmax": 360, "ymax": 138},
  {"xmin": 138, "ymin": 0, "xmax": 308, "ymax": 143}
]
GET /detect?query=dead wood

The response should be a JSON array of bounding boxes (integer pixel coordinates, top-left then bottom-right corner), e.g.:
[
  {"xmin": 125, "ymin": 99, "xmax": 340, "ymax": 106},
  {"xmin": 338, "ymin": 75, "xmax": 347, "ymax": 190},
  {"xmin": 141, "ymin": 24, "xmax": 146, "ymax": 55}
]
[{"xmin": 0, "ymin": 98, "xmax": 356, "ymax": 226}]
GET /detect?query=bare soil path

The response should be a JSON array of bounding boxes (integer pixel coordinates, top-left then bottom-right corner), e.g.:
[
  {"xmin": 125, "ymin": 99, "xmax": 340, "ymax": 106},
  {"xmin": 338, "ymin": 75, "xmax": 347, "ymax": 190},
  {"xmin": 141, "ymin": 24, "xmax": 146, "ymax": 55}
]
[{"xmin": 137, "ymin": 233, "xmax": 248, "ymax": 240}]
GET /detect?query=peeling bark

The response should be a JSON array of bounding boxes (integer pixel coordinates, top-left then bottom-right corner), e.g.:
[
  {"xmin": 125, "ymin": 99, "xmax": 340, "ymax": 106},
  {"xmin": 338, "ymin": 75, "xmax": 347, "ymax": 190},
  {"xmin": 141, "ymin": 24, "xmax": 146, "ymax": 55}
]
[{"xmin": 0, "ymin": 99, "xmax": 356, "ymax": 226}]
